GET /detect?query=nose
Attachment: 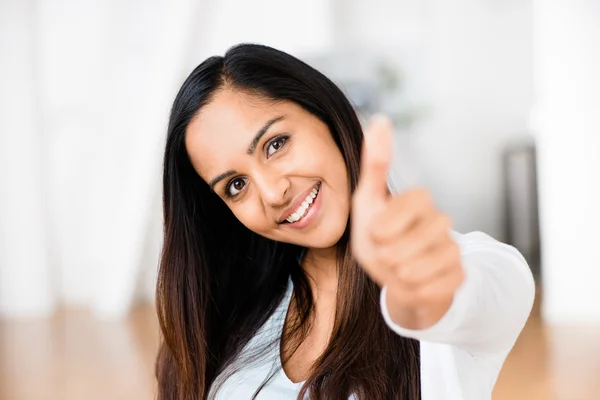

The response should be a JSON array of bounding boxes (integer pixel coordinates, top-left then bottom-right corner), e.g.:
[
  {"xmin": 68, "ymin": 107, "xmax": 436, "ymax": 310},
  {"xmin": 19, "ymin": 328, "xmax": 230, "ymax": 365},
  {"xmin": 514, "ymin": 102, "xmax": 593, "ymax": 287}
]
[{"xmin": 254, "ymin": 170, "xmax": 290, "ymax": 208}]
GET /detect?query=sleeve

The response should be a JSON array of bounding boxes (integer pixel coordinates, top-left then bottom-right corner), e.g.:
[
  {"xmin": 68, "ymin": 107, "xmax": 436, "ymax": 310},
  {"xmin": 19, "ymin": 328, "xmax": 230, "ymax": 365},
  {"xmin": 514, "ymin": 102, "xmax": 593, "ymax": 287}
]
[{"xmin": 379, "ymin": 230, "xmax": 536, "ymax": 356}]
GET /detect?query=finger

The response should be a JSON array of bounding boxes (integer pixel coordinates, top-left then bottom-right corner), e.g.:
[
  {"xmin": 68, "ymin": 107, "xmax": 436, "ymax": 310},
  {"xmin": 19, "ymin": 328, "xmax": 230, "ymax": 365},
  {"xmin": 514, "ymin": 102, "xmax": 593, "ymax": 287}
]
[
  {"xmin": 409, "ymin": 265, "xmax": 464, "ymax": 306},
  {"xmin": 375, "ymin": 211, "xmax": 453, "ymax": 266},
  {"xmin": 369, "ymin": 188, "xmax": 433, "ymax": 243},
  {"xmin": 387, "ymin": 262, "xmax": 464, "ymax": 308},
  {"xmin": 355, "ymin": 114, "xmax": 394, "ymax": 204},
  {"xmin": 394, "ymin": 212, "xmax": 453, "ymax": 262},
  {"xmin": 368, "ymin": 221, "xmax": 449, "ymax": 279},
  {"xmin": 373, "ymin": 233, "xmax": 455, "ymax": 285},
  {"xmin": 394, "ymin": 239, "xmax": 461, "ymax": 287}
]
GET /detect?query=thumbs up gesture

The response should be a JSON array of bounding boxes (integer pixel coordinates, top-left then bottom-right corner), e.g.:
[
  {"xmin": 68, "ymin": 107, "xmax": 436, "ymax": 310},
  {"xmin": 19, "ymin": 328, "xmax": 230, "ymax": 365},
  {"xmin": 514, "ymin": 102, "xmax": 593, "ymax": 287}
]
[{"xmin": 351, "ymin": 115, "xmax": 465, "ymax": 330}]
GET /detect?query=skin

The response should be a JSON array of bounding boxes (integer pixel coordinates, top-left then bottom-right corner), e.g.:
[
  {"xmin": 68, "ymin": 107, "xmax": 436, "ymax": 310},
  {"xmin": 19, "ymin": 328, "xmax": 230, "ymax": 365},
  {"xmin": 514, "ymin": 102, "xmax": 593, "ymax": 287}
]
[
  {"xmin": 185, "ymin": 88, "xmax": 465, "ymax": 381},
  {"xmin": 185, "ymin": 89, "xmax": 349, "ymax": 292}
]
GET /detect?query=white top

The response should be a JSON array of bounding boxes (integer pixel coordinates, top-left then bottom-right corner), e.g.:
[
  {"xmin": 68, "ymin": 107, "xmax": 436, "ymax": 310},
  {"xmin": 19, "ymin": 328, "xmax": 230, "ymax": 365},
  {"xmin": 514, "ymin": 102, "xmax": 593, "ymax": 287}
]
[{"xmin": 209, "ymin": 230, "xmax": 535, "ymax": 400}]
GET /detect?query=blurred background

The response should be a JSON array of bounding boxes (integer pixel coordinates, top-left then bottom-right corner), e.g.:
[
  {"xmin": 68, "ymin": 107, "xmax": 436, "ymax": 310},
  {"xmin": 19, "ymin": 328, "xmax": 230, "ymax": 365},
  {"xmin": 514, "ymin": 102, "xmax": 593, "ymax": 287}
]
[{"xmin": 1, "ymin": 0, "xmax": 599, "ymax": 399}]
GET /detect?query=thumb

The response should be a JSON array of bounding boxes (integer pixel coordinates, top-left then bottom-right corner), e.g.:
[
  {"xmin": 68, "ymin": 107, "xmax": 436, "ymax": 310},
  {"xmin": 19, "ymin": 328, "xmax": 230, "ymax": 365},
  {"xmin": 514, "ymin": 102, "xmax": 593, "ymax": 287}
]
[{"xmin": 356, "ymin": 114, "xmax": 394, "ymax": 202}]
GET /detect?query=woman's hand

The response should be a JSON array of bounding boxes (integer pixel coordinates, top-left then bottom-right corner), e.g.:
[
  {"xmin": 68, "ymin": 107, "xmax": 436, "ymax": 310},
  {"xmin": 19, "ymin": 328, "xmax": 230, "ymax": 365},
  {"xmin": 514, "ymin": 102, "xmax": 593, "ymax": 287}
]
[{"xmin": 351, "ymin": 115, "xmax": 465, "ymax": 330}]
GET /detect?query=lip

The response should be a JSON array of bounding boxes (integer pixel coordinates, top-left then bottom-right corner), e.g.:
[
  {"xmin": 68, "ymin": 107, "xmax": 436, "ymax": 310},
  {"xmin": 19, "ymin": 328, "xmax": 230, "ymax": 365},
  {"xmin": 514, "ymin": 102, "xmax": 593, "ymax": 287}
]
[
  {"xmin": 284, "ymin": 184, "xmax": 322, "ymax": 229},
  {"xmin": 277, "ymin": 182, "xmax": 321, "ymax": 225}
]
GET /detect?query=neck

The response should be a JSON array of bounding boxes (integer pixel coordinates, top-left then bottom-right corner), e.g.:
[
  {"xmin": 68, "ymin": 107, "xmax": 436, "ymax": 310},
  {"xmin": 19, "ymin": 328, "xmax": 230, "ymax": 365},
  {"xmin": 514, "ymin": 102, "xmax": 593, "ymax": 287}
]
[{"xmin": 301, "ymin": 246, "xmax": 338, "ymax": 297}]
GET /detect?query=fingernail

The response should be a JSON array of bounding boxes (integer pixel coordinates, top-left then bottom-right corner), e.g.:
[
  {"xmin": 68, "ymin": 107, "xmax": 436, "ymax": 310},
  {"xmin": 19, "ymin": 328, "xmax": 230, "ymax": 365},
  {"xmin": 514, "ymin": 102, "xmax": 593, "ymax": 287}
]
[{"xmin": 368, "ymin": 113, "xmax": 393, "ymax": 129}]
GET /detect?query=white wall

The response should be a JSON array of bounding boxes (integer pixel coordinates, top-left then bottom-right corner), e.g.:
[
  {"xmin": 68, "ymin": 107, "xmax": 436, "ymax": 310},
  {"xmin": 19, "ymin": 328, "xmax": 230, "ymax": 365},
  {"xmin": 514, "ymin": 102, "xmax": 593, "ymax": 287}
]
[
  {"xmin": 199, "ymin": 0, "xmax": 334, "ymax": 59},
  {"xmin": 417, "ymin": 0, "xmax": 534, "ymax": 239},
  {"xmin": 532, "ymin": 0, "xmax": 600, "ymax": 325},
  {"xmin": 328, "ymin": 0, "xmax": 535, "ymax": 240}
]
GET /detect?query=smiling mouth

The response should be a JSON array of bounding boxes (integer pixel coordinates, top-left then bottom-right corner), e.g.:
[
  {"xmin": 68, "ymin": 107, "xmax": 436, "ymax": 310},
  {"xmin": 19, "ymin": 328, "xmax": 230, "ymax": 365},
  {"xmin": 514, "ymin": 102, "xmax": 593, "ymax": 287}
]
[{"xmin": 283, "ymin": 182, "xmax": 321, "ymax": 224}]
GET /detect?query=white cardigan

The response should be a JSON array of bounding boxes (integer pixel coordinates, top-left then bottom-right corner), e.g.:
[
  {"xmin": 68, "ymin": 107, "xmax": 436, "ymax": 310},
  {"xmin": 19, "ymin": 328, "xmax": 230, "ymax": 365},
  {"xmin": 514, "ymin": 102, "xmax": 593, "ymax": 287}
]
[{"xmin": 209, "ymin": 230, "xmax": 535, "ymax": 400}]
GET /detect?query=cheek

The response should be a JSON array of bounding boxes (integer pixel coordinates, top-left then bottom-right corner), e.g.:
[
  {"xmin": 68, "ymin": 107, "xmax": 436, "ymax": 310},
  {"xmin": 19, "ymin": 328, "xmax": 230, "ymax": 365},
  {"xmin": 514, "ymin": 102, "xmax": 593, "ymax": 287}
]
[
  {"xmin": 301, "ymin": 140, "xmax": 347, "ymax": 180},
  {"xmin": 229, "ymin": 203, "xmax": 270, "ymax": 234},
  {"xmin": 231, "ymin": 207, "xmax": 256, "ymax": 228},
  {"xmin": 328, "ymin": 152, "xmax": 350, "ymax": 194}
]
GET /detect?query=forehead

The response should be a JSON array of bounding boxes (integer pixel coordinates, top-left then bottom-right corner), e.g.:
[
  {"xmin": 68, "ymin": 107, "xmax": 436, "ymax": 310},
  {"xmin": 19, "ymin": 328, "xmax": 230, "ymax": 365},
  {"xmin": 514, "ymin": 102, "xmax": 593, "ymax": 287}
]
[{"xmin": 185, "ymin": 90, "xmax": 303, "ymax": 177}]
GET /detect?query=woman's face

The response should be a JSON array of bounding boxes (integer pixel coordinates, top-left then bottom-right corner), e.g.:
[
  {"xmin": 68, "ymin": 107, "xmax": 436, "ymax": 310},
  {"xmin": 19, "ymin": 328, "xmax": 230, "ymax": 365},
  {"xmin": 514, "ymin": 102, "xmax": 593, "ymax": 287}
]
[{"xmin": 185, "ymin": 89, "xmax": 350, "ymax": 250}]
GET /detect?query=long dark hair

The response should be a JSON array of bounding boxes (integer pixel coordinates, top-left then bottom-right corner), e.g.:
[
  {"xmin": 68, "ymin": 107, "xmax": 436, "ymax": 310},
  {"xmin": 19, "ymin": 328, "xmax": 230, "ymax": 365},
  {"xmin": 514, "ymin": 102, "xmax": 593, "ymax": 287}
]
[{"xmin": 156, "ymin": 43, "xmax": 420, "ymax": 400}]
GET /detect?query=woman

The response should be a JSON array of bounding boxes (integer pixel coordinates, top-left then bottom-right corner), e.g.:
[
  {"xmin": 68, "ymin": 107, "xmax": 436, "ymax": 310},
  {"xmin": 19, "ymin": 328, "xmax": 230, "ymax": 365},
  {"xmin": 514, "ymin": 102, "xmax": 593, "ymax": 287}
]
[{"xmin": 155, "ymin": 43, "xmax": 535, "ymax": 400}]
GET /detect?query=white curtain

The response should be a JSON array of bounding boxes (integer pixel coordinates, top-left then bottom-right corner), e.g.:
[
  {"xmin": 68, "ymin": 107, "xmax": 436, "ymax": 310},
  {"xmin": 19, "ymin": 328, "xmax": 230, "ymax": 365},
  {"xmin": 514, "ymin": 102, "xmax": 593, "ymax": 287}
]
[
  {"xmin": 0, "ymin": 0, "xmax": 335, "ymax": 318},
  {"xmin": 0, "ymin": 0, "xmax": 206, "ymax": 318},
  {"xmin": 0, "ymin": 0, "xmax": 54, "ymax": 317}
]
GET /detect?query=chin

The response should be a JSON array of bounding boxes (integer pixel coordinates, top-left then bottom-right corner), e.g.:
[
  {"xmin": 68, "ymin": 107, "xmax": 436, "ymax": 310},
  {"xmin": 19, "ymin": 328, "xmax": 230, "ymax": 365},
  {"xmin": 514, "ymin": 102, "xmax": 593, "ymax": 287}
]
[{"xmin": 297, "ymin": 224, "xmax": 348, "ymax": 250}]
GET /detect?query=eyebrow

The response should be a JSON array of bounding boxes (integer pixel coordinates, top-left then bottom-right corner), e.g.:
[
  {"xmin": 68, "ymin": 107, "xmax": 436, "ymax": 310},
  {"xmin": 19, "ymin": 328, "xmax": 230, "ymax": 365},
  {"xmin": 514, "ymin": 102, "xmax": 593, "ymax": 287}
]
[{"xmin": 208, "ymin": 115, "xmax": 285, "ymax": 190}]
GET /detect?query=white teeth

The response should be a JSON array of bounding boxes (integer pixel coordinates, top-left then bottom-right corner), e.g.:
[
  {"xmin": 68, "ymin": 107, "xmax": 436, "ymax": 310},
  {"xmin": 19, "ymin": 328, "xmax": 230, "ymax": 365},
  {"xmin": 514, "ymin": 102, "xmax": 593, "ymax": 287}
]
[{"xmin": 285, "ymin": 184, "xmax": 320, "ymax": 223}]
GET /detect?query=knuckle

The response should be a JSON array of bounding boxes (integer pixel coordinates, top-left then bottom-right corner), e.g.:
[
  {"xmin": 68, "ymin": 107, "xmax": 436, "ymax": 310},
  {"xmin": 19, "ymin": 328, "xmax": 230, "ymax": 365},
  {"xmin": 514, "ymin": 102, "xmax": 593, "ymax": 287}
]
[
  {"xmin": 397, "ymin": 266, "xmax": 418, "ymax": 286},
  {"xmin": 414, "ymin": 187, "xmax": 431, "ymax": 203},
  {"xmin": 409, "ymin": 190, "xmax": 425, "ymax": 206},
  {"xmin": 410, "ymin": 186, "xmax": 426, "ymax": 196},
  {"xmin": 447, "ymin": 241, "xmax": 461, "ymax": 259},
  {"xmin": 388, "ymin": 195, "xmax": 405, "ymax": 211},
  {"xmin": 369, "ymin": 222, "xmax": 388, "ymax": 242},
  {"xmin": 437, "ymin": 213, "xmax": 453, "ymax": 229},
  {"xmin": 403, "ymin": 272, "xmax": 424, "ymax": 288}
]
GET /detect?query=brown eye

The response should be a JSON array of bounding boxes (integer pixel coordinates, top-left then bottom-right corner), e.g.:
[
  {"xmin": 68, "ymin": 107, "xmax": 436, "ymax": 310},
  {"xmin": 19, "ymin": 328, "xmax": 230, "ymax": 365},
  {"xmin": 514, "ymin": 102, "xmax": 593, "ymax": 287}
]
[
  {"xmin": 266, "ymin": 136, "xmax": 288, "ymax": 157},
  {"xmin": 226, "ymin": 177, "xmax": 248, "ymax": 197}
]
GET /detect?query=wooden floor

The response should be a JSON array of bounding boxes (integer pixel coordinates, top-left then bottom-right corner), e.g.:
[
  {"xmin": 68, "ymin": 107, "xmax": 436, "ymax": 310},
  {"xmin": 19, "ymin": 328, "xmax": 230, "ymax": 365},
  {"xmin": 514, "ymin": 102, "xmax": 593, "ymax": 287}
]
[{"xmin": 1, "ymin": 294, "xmax": 599, "ymax": 400}]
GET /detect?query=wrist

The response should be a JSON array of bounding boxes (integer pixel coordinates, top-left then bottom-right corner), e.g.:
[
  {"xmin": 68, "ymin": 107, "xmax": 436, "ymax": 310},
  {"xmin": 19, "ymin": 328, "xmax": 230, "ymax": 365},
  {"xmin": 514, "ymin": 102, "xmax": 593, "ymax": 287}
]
[{"xmin": 385, "ymin": 288, "xmax": 454, "ymax": 330}]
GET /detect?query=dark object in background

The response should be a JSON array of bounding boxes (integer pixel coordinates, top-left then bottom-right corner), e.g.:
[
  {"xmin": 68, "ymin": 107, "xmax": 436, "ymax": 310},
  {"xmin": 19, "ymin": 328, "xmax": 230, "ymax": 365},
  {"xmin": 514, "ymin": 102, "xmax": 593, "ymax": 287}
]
[{"xmin": 503, "ymin": 139, "xmax": 541, "ymax": 282}]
